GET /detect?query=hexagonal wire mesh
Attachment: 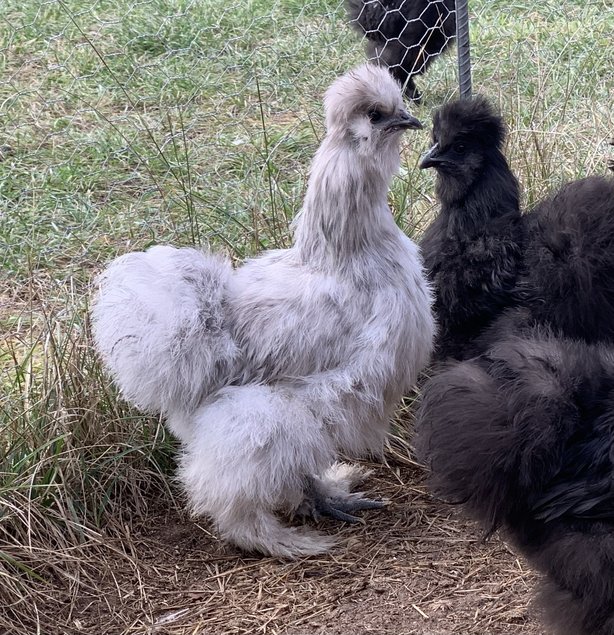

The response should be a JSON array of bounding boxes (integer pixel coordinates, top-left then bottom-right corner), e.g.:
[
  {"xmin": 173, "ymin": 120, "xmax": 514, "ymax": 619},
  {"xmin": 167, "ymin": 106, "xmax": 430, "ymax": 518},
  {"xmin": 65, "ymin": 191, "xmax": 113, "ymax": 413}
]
[
  {"xmin": 2, "ymin": 0, "xmax": 612, "ymax": 296},
  {"xmin": 346, "ymin": 0, "xmax": 463, "ymax": 102},
  {"xmin": 0, "ymin": 0, "xmax": 468, "ymax": 295}
]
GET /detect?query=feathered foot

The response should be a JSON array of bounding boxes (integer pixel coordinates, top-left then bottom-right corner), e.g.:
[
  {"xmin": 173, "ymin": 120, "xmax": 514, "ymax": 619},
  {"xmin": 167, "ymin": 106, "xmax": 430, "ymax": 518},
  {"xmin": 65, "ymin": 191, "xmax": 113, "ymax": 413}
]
[
  {"xmin": 179, "ymin": 385, "xmax": 340, "ymax": 558},
  {"xmin": 298, "ymin": 490, "xmax": 386, "ymax": 524},
  {"xmin": 295, "ymin": 463, "xmax": 389, "ymax": 524}
]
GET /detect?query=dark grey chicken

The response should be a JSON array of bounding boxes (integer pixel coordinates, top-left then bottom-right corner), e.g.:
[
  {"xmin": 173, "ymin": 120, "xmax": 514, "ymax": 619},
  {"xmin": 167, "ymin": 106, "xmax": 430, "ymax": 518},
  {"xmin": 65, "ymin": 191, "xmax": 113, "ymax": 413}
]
[
  {"xmin": 416, "ymin": 328, "xmax": 614, "ymax": 635},
  {"xmin": 416, "ymin": 95, "xmax": 614, "ymax": 635},
  {"xmin": 346, "ymin": 0, "xmax": 456, "ymax": 101}
]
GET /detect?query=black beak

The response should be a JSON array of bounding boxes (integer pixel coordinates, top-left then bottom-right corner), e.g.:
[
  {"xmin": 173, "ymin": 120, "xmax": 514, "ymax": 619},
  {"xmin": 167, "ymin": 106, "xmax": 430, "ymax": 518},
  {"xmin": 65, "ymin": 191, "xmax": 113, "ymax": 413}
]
[
  {"xmin": 418, "ymin": 143, "xmax": 443, "ymax": 169},
  {"xmin": 385, "ymin": 110, "xmax": 423, "ymax": 131}
]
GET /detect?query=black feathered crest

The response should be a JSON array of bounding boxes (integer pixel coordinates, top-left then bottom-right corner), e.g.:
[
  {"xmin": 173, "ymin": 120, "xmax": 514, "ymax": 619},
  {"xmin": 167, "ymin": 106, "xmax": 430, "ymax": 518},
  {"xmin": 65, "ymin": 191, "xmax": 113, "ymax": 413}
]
[{"xmin": 433, "ymin": 95, "xmax": 507, "ymax": 150}]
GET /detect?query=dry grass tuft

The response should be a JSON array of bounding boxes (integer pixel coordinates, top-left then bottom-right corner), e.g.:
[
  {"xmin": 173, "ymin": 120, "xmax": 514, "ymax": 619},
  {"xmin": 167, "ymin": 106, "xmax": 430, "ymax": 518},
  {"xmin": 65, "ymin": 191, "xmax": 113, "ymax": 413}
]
[{"xmin": 1, "ymin": 293, "xmax": 176, "ymax": 635}]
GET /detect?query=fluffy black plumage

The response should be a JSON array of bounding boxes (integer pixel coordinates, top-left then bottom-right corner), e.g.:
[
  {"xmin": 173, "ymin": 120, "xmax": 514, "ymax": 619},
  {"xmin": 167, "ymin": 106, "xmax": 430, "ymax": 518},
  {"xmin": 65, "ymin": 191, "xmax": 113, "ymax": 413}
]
[
  {"xmin": 420, "ymin": 95, "xmax": 614, "ymax": 359},
  {"xmin": 416, "ymin": 94, "xmax": 614, "ymax": 634},
  {"xmin": 415, "ymin": 330, "xmax": 614, "ymax": 635},
  {"xmin": 520, "ymin": 175, "xmax": 614, "ymax": 343},
  {"xmin": 345, "ymin": 0, "xmax": 455, "ymax": 101},
  {"xmin": 418, "ymin": 96, "xmax": 523, "ymax": 360}
]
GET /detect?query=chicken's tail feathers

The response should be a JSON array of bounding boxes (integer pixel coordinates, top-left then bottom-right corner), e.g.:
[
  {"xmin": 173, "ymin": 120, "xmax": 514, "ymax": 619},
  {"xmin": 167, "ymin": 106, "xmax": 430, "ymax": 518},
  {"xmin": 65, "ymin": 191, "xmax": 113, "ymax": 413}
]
[{"xmin": 91, "ymin": 245, "xmax": 239, "ymax": 438}]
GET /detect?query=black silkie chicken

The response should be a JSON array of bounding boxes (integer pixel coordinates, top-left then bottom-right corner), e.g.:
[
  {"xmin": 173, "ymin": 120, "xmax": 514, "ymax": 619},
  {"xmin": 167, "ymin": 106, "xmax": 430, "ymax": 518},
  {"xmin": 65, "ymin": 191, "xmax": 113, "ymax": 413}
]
[
  {"xmin": 416, "ymin": 330, "xmax": 614, "ymax": 635},
  {"xmin": 416, "ymin": 96, "xmax": 614, "ymax": 634},
  {"xmin": 346, "ymin": 0, "xmax": 456, "ymax": 101},
  {"xmin": 418, "ymin": 96, "xmax": 523, "ymax": 360},
  {"xmin": 419, "ymin": 96, "xmax": 614, "ymax": 358}
]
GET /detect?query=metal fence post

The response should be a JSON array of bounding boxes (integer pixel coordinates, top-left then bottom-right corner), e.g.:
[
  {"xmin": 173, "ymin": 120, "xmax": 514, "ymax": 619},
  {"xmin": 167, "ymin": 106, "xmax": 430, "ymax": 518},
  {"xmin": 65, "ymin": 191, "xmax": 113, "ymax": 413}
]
[{"xmin": 455, "ymin": 0, "xmax": 472, "ymax": 99}]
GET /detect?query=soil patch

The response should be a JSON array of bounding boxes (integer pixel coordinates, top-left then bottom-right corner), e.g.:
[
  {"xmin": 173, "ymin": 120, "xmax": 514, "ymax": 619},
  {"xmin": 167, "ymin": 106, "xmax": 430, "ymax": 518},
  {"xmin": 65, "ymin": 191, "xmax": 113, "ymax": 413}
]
[{"xmin": 68, "ymin": 463, "xmax": 542, "ymax": 634}]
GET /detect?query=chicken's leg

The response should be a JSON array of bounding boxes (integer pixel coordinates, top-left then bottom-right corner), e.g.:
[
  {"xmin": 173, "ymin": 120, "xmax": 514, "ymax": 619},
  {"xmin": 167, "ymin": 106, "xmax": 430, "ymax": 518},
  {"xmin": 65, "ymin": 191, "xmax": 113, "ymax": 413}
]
[
  {"xmin": 295, "ymin": 463, "xmax": 388, "ymax": 524},
  {"xmin": 306, "ymin": 489, "xmax": 386, "ymax": 524}
]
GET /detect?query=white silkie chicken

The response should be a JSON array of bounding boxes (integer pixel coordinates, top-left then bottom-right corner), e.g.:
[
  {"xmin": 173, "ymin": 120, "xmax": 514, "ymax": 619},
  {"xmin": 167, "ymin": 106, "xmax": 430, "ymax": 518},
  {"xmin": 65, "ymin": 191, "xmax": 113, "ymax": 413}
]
[{"xmin": 92, "ymin": 64, "xmax": 434, "ymax": 558}]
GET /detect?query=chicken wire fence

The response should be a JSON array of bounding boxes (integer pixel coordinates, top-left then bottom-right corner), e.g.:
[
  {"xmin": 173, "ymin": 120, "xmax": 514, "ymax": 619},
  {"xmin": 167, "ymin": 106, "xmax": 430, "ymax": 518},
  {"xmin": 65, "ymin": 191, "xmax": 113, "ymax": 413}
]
[
  {"xmin": 1, "ymin": 0, "xmax": 611, "ymax": 287},
  {"xmin": 0, "ymin": 0, "xmax": 466, "ymax": 282}
]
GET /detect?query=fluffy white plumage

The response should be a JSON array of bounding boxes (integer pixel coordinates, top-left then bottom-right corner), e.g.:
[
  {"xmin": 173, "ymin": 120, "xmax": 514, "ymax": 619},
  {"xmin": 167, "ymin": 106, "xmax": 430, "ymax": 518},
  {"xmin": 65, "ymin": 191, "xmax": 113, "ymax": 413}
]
[{"xmin": 92, "ymin": 64, "xmax": 435, "ymax": 557}]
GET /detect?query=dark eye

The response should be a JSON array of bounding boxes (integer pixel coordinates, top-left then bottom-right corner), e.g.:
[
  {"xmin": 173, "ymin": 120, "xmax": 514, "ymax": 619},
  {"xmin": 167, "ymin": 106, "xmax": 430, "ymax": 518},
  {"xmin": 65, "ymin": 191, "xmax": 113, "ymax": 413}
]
[
  {"xmin": 454, "ymin": 142, "xmax": 467, "ymax": 154},
  {"xmin": 368, "ymin": 109, "xmax": 383, "ymax": 123}
]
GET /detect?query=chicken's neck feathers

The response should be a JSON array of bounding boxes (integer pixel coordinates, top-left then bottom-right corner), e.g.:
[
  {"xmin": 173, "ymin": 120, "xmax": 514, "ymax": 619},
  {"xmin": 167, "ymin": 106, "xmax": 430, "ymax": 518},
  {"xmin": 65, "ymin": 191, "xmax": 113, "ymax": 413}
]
[
  {"xmin": 292, "ymin": 136, "xmax": 401, "ymax": 270},
  {"xmin": 440, "ymin": 155, "xmax": 520, "ymax": 239}
]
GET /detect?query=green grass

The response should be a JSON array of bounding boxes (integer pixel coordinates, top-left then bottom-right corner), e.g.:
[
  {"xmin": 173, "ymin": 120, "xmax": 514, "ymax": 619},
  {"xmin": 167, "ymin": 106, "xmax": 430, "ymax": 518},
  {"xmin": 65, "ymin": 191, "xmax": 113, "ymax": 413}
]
[
  {"xmin": 1, "ymin": 0, "xmax": 613, "ymax": 632},
  {"xmin": 0, "ymin": 0, "xmax": 360, "ymax": 285}
]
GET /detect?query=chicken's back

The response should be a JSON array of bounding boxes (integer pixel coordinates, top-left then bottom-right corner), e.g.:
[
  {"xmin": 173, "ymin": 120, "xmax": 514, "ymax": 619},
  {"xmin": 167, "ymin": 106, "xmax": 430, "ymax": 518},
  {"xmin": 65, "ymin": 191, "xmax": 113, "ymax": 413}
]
[{"xmin": 521, "ymin": 176, "xmax": 614, "ymax": 343}]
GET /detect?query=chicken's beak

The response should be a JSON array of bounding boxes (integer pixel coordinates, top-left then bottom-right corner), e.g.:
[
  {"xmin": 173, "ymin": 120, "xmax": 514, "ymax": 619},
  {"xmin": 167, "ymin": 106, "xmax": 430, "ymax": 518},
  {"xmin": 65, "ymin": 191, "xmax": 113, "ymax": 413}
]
[
  {"xmin": 419, "ymin": 143, "xmax": 443, "ymax": 169},
  {"xmin": 385, "ymin": 110, "xmax": 423, "ymax": 131}
]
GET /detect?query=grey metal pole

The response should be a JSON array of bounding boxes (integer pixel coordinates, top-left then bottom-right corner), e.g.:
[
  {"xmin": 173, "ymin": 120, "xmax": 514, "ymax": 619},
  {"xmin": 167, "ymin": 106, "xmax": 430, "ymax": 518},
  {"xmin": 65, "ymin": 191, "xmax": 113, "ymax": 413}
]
[{"xmin": 455, "ymin": 0, "xmax": 472, "ymax": 99}]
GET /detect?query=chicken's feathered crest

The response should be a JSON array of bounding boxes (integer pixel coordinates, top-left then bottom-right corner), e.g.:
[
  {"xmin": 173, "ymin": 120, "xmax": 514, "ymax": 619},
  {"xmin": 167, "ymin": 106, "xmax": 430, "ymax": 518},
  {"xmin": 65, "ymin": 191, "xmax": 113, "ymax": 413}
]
[
  {"xmin": 292, "ymin": 63, "xmax": 422, "ymax": 265},
  {"xmin": 433, "ymin": 95, "xmax": 506, "ymax": 150},
  {"xmin": 324, "ymin": 63, "xmax": 406, "ymax": 132}
]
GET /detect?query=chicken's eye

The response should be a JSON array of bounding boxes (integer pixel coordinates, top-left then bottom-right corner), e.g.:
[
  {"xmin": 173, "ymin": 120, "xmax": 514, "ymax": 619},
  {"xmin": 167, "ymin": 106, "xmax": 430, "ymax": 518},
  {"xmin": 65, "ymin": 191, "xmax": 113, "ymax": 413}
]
[
  {"xmin": 368, "ymin": 109, "xmax": 384, "ymax": 124},
  {"xmin": 454, "ymin": 142, "xmax": 467, "ymax": 154}
]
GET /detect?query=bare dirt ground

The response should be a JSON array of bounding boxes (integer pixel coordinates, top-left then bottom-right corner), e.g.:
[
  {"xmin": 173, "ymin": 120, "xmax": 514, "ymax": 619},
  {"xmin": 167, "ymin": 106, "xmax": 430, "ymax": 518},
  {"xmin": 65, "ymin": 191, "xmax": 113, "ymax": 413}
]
[{"xmin": 65, "ymin": 460, "xmax": 545, "ymax": 635}]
